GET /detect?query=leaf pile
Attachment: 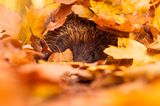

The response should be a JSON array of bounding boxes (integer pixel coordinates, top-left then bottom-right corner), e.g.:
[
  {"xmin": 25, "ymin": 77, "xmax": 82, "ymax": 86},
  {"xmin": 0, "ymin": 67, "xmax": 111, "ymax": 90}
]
[{"xmin": 1, "ymin": 0, "xmax": 160, "ymax": 106}]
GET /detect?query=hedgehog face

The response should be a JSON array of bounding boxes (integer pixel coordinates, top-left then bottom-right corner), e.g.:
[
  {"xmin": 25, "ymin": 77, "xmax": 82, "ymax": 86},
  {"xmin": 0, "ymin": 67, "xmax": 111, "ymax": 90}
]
[{"xmin": 71, "ymin": 41, "xmax": 108, "ymax": 63}]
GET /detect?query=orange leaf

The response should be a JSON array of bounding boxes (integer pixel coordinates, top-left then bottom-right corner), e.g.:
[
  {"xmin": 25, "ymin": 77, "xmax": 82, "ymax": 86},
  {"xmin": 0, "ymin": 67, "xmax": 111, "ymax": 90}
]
[
  {"xmin": 48, "ymin": 49, "xmax": 73, "ymax": 62},
  {"xmin": 93, "ymin": 15, "xmax": 132, "ymax": 32}
]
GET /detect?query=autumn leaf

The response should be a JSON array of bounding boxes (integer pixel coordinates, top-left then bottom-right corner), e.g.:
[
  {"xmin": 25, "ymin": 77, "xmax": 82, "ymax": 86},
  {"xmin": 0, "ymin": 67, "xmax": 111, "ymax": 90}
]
[
  {"xmin": 121, "ymin": 0, "xmax": 150, "ymax": 14},
  {"xmin": 89, "ymin": 0, "xmax": 134, "ymax": 32},
  {"xmin": 43, "ymin": 4, "xmax": 72, "ymax": 34},
  {"xmin": 31, "ymin": 0, "xmax": 60, "ymax": 11},
  {"xmin": 17, "ymin": 7, "xmax": 49, "ymax": 44},
  {"xmin": 93, "ymin": 15, "xmax": 132, "ymax": 32},
  {"xmin": 0, "ymin": 37, "xmax": 36, "ymax": 65},
  {"xmin": 18, "ymin": 63, "xmax": 89, "ymax": 82},
  {"xmin": 48, "ymin": 49, "xmax": 73, "ymax": 62},
  {"xmin": 153, "ymin": 5, "xmax": 160, "ymax": 32},
  {"xmin": 55, "ymin": 0, "xmax": 76, "ymax": 4},
  {"xmin": 0, "ymin": 5, "xmax": 21, "ymax": 37},
  {"xmin": 90, "ymin": 0, "xmax": 126, "ymax": 24},
  {"xmin": 72, "ymin": 4, "xmax": 93, "ymax": 19},
  {"xmin": 104, "ymin": 38, "xmax": 155, "ymax": 66},
  {"xmin": 0, "ymin": 0, "xmax": 31, "ymax": 15},
  {"xmin": 0, "ymin": 70, "xmax": 27, "ymax": 106}
]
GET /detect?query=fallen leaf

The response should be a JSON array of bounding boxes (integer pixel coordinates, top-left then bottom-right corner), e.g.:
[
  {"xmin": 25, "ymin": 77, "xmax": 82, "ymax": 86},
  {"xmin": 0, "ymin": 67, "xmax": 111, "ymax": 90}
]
[
  {"xmin": 90, "ymin": 0, "xmax": 126, "ymax": 24},
  {"xmin": 48, "ymin": 49, "xmax": 73, "ymax": 62},
  {"xmin": 44, "ymin": 4, "xmax": 72, "ymax": 34},
  {"xmin": 18, "ymin": 7, "xmax": 49, "ymax": 44},
  {"xmin": 93, "ymin": 15, "xmax": 132, "ymax": 32},
  {"xmin": 55, "ymin": 0, "xmax": 76, "ymax": 4},
  {"xmin": 0, "ymin": 5, "xmax": 21, "ymax": 37},
  {"xmin": 121, "ymin": 0, "xmax": 150, "ymax": 14},
  {"xmin": 72, "ymin": 4, "xmax": 93, "ymax": 19},
  {"xmin": 0, "ymin": 37, "xmax": 35, "ymax": 65},
  {"xmin": 153, "ymin": 5, "xmax": 160, "ymax": 32},
  {"xmin": 0, "ymin": 66, "xmax": 28, "ymax": 106},
  {"xmin": 104, "ymin": 38, "xmax": 154, "ymax": 66},
  {"xmin": 18, "ymin": 63, "xmax": 89, "ymax": 83}
]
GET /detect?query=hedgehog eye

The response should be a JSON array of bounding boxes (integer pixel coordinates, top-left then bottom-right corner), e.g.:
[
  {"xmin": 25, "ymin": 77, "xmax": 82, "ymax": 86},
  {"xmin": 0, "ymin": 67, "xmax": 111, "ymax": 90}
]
[{"xmin": 90, "ymin": 52, "xmax": 96, "ymax": 58}]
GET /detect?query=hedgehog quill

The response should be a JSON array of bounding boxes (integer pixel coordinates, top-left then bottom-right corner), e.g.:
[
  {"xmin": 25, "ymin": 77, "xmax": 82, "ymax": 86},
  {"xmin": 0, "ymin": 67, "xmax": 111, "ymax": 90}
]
[{"xmin": 45, "ymin": 14, "xmax": 117, "ymax": 63}]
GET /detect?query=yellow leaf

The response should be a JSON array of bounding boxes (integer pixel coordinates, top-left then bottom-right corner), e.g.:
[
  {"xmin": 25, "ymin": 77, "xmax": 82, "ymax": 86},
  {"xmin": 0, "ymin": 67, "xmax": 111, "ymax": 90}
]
[
  {"xmin": 104, "ymin": 38, "xmax": 154, "ymax": 66},
  {"xmin": 17, "ymin": 7, "xmax": 49, "ymax": 44},
  {"xmin": 31, "ymin": 0, "xmax": 60, "ymax": 11},
  {"xmin": 17, "ymin": 0, "xmax": 60, "ymax": 44},
  {"xmin": 71, "ymin": 4, "xmax": 93, "ymax": 19},
  {"xmin": 121, "ymin": 0, "xmax": 150, "ymax": 14},
  {"xmin": 0, "ymin": 0, "xmax": 31, "ymax": 15},
  {"xmin": 153, "ymin": 5, "xmax": 160, "ymax": 31},
  {"xmin": 90, "ymin": 0, "xmax": 126, "ymax": 24}
]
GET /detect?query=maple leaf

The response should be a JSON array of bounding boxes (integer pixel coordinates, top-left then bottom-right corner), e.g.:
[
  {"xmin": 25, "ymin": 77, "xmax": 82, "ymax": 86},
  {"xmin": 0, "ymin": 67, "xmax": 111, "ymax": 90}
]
[
  {"xmin": 104, "ymin": 38, "xmax": 157, "ymax": 66},
  {"xmin": 0, "ymin": 5, "xmax": 21, "ymax": 37},
  {"xmin": 89, "ymin": 0, "xmax": 134, "ymax": 32},
  {"xmin": 90, "ymin": 0, "xmax": 126, "ymax": 24}
]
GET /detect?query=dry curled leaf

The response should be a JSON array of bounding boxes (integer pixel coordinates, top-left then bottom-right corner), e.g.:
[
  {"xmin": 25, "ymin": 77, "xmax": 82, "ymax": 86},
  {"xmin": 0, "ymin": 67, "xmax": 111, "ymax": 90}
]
[{"xmin": 43, "ymin": 4, "xmax": 72, "ymax": 34}]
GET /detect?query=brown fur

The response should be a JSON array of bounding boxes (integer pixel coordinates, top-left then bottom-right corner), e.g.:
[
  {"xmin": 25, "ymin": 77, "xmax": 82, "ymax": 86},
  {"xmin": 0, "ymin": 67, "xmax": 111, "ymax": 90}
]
[{"xmin": 45, "ymin": 14, "xmax": 117, "ymax": 63}]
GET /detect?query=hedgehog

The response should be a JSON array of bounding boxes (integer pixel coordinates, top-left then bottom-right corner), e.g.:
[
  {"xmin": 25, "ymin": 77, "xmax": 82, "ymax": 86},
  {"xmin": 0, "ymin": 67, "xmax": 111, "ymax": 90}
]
[{"xmin": 44, "ymin": 14, "xmax": 117, "ymax": 63}]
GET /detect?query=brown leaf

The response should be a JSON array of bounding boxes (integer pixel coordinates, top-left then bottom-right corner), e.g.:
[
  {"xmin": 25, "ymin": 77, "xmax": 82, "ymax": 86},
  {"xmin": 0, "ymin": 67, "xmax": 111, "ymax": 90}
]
[
  {"xmin": 147, "ymin": 38, "xmax": 160, "ymax": 54},
  {"xmin": 43, "ymin": 4, "xmax": 72, "ymax": 34},
  {"xmin": 76, "ymin": 0, "xmax": 90, "ymax": 7},
  {"xmin": 30, "ymin": 34, "xmax": 53, "ymax": 61}
]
